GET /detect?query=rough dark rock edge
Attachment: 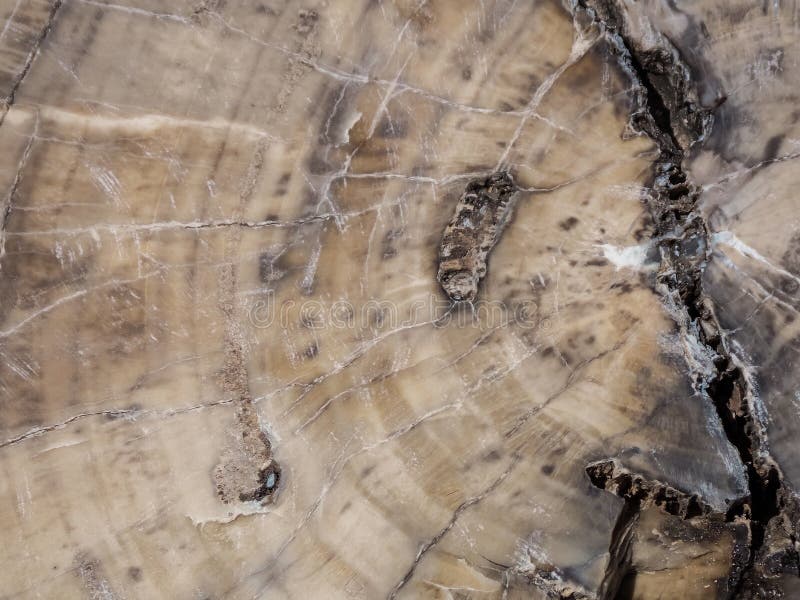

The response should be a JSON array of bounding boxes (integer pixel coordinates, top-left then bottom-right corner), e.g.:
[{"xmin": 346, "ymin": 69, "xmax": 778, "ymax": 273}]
[
  {"xmin": 437, "ymin": 171, "xmax": 517, "ymax": 303},
  {"xmin": 587, "ymin": 459, "xmax": 735, "ymax": 598},
  {"xmin": 587, "ymin": 459, "xmax": 715, "ymax": 520},
  {"xmin": 569, "ymin": 0, "xmax": 799, "ymax": 597}
]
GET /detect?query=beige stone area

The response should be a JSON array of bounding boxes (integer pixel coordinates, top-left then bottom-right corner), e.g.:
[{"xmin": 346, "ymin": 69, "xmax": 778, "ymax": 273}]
[
  {"xmin": 619, "ymin": 508, "xmax": 741, "ymax": 600},
  {"xmin": 0, "ymin": 0, "xmax": 779, "ymax": 599}
]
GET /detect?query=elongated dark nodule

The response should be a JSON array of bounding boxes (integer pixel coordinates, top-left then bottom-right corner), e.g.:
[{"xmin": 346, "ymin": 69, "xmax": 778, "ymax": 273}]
[{"xmin": 437, "ymin": 172, "xmax": 517, "ymax": 302}]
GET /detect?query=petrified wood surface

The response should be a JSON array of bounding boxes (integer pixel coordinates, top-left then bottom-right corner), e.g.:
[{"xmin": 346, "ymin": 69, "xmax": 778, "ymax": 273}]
[{"xmin": 0, "ymin": 0, "xmax": 798, "ymax": 598}]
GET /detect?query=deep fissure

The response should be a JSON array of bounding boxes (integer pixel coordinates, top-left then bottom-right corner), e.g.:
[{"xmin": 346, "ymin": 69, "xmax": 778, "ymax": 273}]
[
  {"xmin": 574, "ymin": 0, "xmax": 792, "ymax": 595},
  {"xmin": 624, "ymin": 49, "xmax": 680, "ymax": 153}
]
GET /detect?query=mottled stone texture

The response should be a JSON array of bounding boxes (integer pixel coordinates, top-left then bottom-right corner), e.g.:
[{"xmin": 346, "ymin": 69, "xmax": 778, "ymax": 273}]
[{"xmin": 0, "ymin": 0, "xmax": 798, "ymax": 598}]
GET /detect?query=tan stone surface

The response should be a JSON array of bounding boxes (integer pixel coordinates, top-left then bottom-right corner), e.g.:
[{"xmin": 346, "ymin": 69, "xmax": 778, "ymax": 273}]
[{"xmin": 2, "ymin": 0, "xmax": 796, "ymax": 598}]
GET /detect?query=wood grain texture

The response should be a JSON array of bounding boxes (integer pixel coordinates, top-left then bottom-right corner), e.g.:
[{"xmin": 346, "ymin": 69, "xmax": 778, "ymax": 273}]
[{"xmin": 0, "ymin": 0, "xmax": 796, "ymax": 598}]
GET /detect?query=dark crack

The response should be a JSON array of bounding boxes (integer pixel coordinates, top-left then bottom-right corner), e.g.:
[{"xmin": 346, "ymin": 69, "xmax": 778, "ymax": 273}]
[
  {"xmin": 0, "ymin": 0, "xmax": 64, "ymax": 128},
  {"xmin": 573, "ymin": 0, "xmax": 797, "ymax": 597},
  {"xmin": 597, "ymin": 501, "xmax": 638, "ymax": 600},
  {"xmin": 0, "ymin": 0, "xmax": 64, "ymax": 249},
  {"xmin": 387, "ymin": 455, "xmax": 519, "ymax": 599}
]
